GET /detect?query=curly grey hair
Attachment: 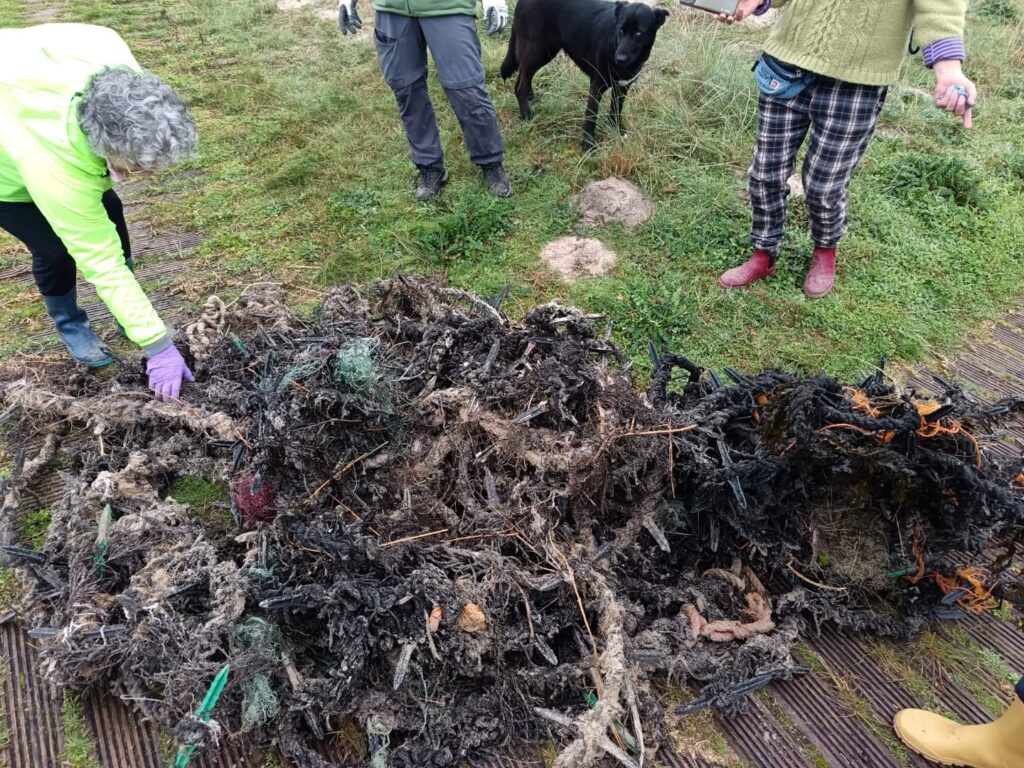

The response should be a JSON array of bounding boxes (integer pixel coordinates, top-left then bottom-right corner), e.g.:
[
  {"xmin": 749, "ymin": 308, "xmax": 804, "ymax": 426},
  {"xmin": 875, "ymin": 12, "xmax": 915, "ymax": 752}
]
[{"xmin": 77, "ymin": 67, "xmax": 198, "ymax": 170}]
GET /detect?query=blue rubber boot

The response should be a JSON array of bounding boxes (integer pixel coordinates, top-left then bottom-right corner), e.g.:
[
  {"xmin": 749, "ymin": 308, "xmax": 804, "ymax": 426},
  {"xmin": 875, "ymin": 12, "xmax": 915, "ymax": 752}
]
[{"xmin": 42, "ymin": 289, "xmax": 114, "ymax": 368}]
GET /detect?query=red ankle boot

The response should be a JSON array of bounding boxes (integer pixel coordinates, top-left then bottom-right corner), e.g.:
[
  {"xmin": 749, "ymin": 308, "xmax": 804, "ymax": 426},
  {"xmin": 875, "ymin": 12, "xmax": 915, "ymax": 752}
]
[
  {"xmin": 719, "ymin": 249, "xmax": 777, "ymax": 289},
  {"xmin": 804, "ymin": 247, "xmax": 837, "ymax": 299}
]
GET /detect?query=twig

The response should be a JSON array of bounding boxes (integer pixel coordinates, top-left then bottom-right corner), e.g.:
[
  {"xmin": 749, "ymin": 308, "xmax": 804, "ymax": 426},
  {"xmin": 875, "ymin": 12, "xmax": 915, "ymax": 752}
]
[
  {"xmin": 668, "ymin": 437, "xmax": 675, "ymax": 499},
  {"xmin": 515, "ymin": 583, "xmax": 535, "ymax": 641},
  {"xmin": 438, "ymin": 287, "xmax": 506, "ymax": 325},
  {"xmin": 443, "ymin": 530, "xmax": 514, "ymax": 545},
  {"xmin": 787, "ymin": 557, "xmax": 848, "ymax": 593},
  {"xmin": 304, "ymin": 443, "xmax": 388, "ymax": 506},
  {"xmin": 551, "ymin": 541, "xmax": 598, "ymax": 657},
  {"xmin": 617, "ymin": 425, "xmax": 697, "ymax": 438},
  {"xmin": 234, "ymin": 430, "xmax": 254, "ymax": 451},
  {"xmin": 380, "ymin": 528, "xmax": 450, "ymax": 549}
]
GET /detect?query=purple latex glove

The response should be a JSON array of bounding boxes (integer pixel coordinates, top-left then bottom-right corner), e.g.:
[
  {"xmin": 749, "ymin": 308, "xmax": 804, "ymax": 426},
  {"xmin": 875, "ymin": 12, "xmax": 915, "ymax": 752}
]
[{"xmin": 147, "ymin": 345, "xmax": 194, "ymax": 402}]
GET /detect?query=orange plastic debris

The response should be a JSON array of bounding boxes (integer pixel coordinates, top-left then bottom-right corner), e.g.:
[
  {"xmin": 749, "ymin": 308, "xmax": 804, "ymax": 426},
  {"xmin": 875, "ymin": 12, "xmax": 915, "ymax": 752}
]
[
  {"xmin": 914, "ymin": 400, "xmax": 982, "ymax": 469},
  {"xmin": 847, "ymin": 388, "xmax": 883, "ymax": 418},
  {"xmin": 908, "ymin": 530, "xmax": 927, "ymax": 585},
  {"xmin": 934, "ymin": 566, "xmax": 998, "ymax": 613}
]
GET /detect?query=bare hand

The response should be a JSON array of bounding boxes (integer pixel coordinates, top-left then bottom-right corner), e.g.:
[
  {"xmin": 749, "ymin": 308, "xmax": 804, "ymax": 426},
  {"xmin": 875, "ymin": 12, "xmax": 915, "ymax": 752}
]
[
  {"xmin": 933, "ymin": 60, "xmax": 977, "ymax": 129},
  {"xmin": 715, "ymin": 0, "xmax": 763, "ymax": 24}
]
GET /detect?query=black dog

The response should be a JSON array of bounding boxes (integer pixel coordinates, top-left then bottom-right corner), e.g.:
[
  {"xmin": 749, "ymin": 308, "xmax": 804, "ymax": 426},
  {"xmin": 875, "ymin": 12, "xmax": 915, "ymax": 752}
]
[{"xmin": 500, "ymin": 0, "xmax": 668, "ymax": 150}]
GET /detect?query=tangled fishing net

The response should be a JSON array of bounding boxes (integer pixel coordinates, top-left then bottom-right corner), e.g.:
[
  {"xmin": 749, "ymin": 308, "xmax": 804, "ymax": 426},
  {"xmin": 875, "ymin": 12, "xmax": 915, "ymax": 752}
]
[{"xmin": 1, "ymin": 278, "xmax": 1022, "ymax": 767}]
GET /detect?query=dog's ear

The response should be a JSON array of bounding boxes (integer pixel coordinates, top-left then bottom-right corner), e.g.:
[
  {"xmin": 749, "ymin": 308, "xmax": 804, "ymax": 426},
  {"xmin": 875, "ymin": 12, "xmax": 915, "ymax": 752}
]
[
  {"xmin": 654, "ymin": 8, "xmax": 669, "ymax": 27},
  {"xmin": 614, "ymin": 1, "xmax": 626, "ymax": 20}
]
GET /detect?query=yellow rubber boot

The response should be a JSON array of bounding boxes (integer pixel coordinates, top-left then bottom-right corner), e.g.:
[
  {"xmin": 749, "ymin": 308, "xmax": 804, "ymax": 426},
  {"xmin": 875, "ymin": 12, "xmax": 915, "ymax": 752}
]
[{"xmin": 894, "ymin": 695, "xmax": 1024, "ymax": 768}]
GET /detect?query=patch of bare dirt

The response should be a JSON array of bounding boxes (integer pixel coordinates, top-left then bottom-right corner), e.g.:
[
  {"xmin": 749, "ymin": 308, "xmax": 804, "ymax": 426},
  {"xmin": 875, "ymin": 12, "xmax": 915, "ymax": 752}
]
[
  {"xmin": 540, "ymin": 236, "xmax": 618, "ymax": 281},
  {"xmin": 577, "ymin": 177, "xmax": 654, "ymax": 230}
]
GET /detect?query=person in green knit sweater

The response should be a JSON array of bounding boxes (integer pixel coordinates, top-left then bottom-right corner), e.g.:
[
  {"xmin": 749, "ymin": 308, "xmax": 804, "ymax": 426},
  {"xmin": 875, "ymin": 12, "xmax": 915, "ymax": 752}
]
[{"xmin": 715, "ymin": 0, "xmax": 977, "ymax": 299}]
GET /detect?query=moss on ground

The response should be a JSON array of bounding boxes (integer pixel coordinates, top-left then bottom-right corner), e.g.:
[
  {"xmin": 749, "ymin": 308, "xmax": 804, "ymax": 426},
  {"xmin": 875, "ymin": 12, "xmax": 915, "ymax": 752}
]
[
  {"xmin": 165, "ymin": 475, "xmax": 231, "ymax": 528},
  {"xmin": 663, "ymin": 685, "xmax": 744, "ymax": 767},
  {"xmin": 158, "ymin": 729, "xmax": 178, "ymax": 764},
  {"xmin": 0, "ymin": 657, "xmax": 10, "ymax": 752},
  {"xmin": 0, "ymin": 567, "xmax": 23, "ymax": 610}
]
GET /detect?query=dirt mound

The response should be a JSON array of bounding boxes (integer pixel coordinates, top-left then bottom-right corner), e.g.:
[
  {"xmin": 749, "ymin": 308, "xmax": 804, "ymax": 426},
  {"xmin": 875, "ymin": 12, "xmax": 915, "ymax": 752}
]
[
  {"xmin": 577, "ymin": 178, "xmax": 654, "ymax": 230},
  {"xmin": 1, "ymin": 279, "xmax": 1021, "ymax": 768},
  {"xmin": 540, "ymin": 236, "xmax": 617, "ymax": 281}
]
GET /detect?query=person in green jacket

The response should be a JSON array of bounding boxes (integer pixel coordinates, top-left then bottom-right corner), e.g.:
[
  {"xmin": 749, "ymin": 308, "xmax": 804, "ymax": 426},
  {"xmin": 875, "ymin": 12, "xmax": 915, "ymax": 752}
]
[
  {"xmin": 712, "ymin": 0, "xmax": 977, "ymax": 299},
  {"xmin": 337, "ymin": 0, "xmax": 512, "ymax": 201},
  {"xmin": 0, "ymin": 23, "xmax": 198, "ymax": 400}
]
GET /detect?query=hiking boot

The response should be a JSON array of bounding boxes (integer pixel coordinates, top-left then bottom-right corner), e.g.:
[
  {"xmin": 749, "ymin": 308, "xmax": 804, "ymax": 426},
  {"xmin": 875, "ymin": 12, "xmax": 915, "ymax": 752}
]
[
  {"xmin": 719, "ymin": 249, "xmax": 776, "ymax": 289},
  {"xmin": 482, "ymin": 163, "xmax": 513, "ymax": 198},
  {"xmin": 415, "ymin": 164, "xmax": 448, "ymax": 202},
  {"xmin": 42, "ymin": 288, "xmax": 114, "ymax": 368},
  {"xmin": 804, "ymin": 247, "xmax": 837, "ymax": 299}
]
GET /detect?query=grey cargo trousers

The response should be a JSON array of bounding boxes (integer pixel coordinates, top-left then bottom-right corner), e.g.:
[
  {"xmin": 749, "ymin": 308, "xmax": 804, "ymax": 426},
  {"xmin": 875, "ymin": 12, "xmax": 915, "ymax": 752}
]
[{"xmin": 374, "ymin": 11, "xmax": 505, "ymax": 168}]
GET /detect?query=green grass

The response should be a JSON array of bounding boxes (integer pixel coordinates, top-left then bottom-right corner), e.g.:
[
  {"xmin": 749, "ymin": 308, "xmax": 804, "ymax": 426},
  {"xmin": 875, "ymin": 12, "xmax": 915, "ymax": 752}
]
[
  {"xmin": 869, "ymin": 636, "xmax": 960, "ymax": 718},
  {"xmin": 880, "ymin": 628, "xmax": 1017, "ymax": 717},
  {"xmin": 158, "ymin": 730, "xmax": 178, "ymax": 764},
  {"xmin": 663, "ymin": 685, "xmax": 744, "ymax": 766},
  {"xmin": 978, "ymin": 646, "xmax": 1020, "ymax": 687},
  {"xmin": 0, "ymin": 657, "xmax": 9, "ymax": 752},
  {"xmin": 759, "ymin": 692, "xmax": 830, "ymax": 768},
  {"xmin": 18, "ymin": 508, "xmax": 50, "ymax": 550},
  {"xmin": 1, "ymin": 0, "xmax": 1022, "ymax": 379},
  {"xmin": 61, "ymin": 692, "xmax": 102, "ymax": 768},
  {"xmin": 0, "ymin": 0, "xmax": 19, "ymax": 27},
  {"xmin": 798, "ymin": 644, "xmax": 914, "ymax": 767},
  {"xmin": 935, "ymin": 627, "xmax": 1019, "ymax": 713},
  {"xmin": 0, "ymin": 567, "xmax": 22, "ymax": 609}
]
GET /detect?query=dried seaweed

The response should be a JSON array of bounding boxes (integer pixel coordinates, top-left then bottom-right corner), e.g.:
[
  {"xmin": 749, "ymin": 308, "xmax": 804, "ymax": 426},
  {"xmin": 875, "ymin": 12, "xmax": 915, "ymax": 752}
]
[{"xmin": 2, "ymin": 278, "xmax": 1022, "ymax": 767}]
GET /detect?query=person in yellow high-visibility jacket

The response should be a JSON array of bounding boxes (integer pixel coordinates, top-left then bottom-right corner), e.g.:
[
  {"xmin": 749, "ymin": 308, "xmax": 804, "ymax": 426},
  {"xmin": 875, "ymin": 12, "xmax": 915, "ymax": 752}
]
[{"xmin": 0, "ymin": 23, "xmax": 197, "ymax": 400}]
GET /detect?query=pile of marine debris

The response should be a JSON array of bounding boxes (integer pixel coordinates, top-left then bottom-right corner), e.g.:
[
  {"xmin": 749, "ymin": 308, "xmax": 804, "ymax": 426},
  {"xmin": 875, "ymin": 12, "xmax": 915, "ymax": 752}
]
[{"xmin": 1, "ymin": 278, "xmax": 1021, "ymax": 767}]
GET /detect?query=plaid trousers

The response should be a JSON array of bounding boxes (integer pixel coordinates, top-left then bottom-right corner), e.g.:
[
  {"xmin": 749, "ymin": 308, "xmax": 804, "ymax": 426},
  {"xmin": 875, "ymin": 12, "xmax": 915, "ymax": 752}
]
[{"xmin": 749, "ymin": 77, "xmax": 888, "ymax": 257}]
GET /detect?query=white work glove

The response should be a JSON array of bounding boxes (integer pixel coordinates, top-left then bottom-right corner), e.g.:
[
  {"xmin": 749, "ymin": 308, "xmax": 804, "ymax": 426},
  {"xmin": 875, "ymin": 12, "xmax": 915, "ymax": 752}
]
[
  {"xmin": 482, "ymin": 0, "xmax": 508, "ymax": 35},
  {"xmin": 338, "ymin": 0, "xmax": 362, "ymax": 35}
]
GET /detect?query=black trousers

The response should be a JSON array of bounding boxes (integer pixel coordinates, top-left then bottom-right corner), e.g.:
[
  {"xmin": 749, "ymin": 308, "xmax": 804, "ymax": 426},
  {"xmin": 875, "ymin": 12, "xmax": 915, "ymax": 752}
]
[{"xmin": 0, "ymin": 189, "xmax": 131, "ymax": 298}]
